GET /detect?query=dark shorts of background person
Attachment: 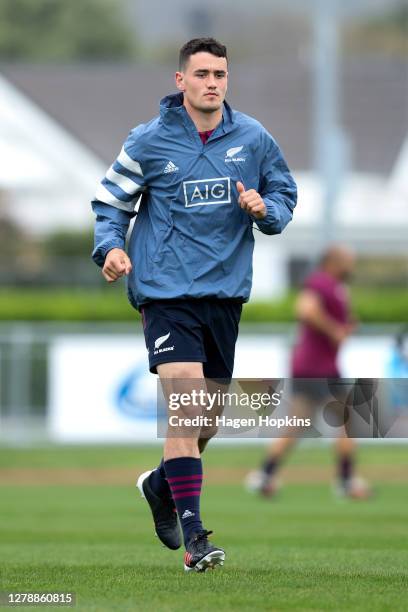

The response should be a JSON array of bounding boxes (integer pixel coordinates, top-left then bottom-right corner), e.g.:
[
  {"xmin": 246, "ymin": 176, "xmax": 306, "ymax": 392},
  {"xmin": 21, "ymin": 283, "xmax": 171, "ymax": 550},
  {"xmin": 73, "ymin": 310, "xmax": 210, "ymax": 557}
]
[
  {"xmin": 290, "ymin": 376, "xmax": 351, "ymax": 432},
  {"xmin": 140, "ymin": 298, "xmax": 243, "ymax": 382},
  {"xmin": 291, "ymin": 375, "xmax": 346, "ymax": 405}
]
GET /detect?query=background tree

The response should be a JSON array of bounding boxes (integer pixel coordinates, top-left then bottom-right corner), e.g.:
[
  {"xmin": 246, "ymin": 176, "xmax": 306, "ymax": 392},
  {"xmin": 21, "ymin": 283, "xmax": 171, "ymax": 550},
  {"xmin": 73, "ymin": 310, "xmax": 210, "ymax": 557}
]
[{"xmin": 0, "ymin": 0, "xmax": 137, "ymax": 61}]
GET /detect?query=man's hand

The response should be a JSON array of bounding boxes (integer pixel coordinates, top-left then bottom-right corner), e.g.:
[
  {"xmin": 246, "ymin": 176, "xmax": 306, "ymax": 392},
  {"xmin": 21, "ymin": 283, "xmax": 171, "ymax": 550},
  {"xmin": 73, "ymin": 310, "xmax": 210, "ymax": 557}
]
[
  {"xmin": 330, "ymin": 325, "xmax": 349, "ymax": 346},
  {"xmin": 236, "ymin": 181, "xmax": 267, "ymax": 220},
  {"xmin": 102, "ymin": 248, "xmax": 132, "ymax": 283},
  {"xmin": 331, "ymin": 322, "xmax": 357, "ymax": 346}
]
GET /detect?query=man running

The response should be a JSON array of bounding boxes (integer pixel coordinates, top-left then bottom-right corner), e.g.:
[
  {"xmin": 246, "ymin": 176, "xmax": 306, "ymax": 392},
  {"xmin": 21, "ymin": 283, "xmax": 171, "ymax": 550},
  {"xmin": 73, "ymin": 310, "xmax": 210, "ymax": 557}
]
[
  {"xmin": 92, "ymin": 37, "xmax": 297, "ymax": 571},
  {"xmin": 246, "ymin": 245, "xmax": 371, "ymax": 499}
]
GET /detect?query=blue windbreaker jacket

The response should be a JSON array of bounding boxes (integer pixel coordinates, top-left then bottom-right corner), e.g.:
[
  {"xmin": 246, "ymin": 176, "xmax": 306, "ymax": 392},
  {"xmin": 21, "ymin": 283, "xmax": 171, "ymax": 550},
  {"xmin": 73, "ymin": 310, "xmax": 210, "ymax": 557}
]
[{"xmin": 92, "ymin": 93, "xmax": 297, "ymax": 308}]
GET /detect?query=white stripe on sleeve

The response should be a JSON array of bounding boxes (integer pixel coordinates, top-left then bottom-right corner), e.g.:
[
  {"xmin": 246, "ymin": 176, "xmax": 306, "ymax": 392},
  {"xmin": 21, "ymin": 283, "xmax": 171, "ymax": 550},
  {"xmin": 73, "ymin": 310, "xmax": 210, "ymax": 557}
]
[
  {"xmin": 95, "ymin": 184, "xmax": 136, "ymax": 213},
  {"xmin": 106, "ymin": 166, "xmax": 142, "ymax": 195},
  {"xmin": 118, "ymin": 147, "xmax": 143, "ymax": 176}
]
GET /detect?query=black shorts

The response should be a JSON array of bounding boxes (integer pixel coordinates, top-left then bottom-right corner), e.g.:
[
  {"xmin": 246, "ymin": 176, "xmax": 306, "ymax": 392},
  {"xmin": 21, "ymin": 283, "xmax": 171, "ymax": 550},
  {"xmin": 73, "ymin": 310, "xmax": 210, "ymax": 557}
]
[
  {"xmin": 140, "ymin": 298, "xmax": 243, "ymax": 380},
  {"xmin": 291, "ymin": 377, "xmax": 347, "ymax": 404}
]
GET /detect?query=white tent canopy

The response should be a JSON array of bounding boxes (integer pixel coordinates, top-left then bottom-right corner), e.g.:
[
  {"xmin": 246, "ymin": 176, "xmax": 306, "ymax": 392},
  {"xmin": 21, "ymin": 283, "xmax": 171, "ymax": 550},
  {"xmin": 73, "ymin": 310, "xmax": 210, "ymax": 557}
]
[{"xmin": 0, "ymin": 74, "xmax": 105, "ymax": 233}]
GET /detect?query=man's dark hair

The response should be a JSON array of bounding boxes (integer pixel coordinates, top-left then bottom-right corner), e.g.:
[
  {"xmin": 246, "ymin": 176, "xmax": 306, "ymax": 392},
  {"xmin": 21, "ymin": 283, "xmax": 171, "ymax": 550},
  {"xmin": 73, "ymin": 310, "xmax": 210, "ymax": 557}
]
[{"xmin": 179, "ymin": 38, "xmax": 227, "ymax": 70}]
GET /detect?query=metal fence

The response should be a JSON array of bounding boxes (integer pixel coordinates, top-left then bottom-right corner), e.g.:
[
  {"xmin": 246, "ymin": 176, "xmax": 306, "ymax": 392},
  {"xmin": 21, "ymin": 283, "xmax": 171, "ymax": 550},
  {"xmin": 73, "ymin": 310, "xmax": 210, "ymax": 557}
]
[{"xmin": 0, "ymin": 322, "xmax": 401, "ymax": 445}]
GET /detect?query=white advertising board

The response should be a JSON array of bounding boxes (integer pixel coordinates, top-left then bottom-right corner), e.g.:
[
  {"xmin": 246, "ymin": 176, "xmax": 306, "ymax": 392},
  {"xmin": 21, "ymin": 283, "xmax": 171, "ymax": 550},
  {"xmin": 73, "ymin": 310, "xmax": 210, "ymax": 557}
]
[
  {"xmin": 48, "ymin": 334, "xmax": 396, "ymax": 443},
  {"xmin": 48, "ymin": 336, "xmax": 157, "ymax": 442}
]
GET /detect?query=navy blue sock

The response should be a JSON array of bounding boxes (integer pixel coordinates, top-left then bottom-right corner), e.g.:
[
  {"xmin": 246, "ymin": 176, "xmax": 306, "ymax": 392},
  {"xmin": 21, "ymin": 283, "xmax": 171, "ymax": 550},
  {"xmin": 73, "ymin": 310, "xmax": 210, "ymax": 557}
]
[
  {"xmin": 262, "ymin": 457, "xmax": 279, "ymax": 477},
  {"xmin": 149, "ymin": 458, "xmax": 172, "ymax": 499},
  {"xmin": 338, "ymin": 455, "xmax": 353, "ymax": 484},
  {"xmin": 164, "ymin": 457, "xmax": 203, "ymax": 546}
]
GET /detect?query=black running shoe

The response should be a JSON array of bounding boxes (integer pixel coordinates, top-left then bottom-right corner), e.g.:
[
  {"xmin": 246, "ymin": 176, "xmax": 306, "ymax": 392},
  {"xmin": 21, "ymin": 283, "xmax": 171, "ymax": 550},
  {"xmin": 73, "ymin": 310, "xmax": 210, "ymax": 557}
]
[
  {"xmin": 184, "ymin": 530, "xmax": 225, "ymax": 572},
  {"xmin": 137, "ymin": 470, "xmax": 181, "ymax": 550}
]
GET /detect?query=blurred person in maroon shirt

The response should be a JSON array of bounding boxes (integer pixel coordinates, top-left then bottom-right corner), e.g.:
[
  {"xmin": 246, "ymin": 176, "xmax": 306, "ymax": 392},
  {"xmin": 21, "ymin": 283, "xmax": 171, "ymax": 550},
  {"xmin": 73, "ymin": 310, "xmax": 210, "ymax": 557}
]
[{"xmin": 246, "ymin": 245, "xmax": 371, "ymax": 499}]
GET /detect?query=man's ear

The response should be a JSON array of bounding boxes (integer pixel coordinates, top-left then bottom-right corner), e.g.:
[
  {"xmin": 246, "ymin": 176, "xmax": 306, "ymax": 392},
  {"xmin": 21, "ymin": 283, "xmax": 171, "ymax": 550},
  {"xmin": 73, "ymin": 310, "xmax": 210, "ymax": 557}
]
[{"xmin": 175, "ymin": 71, "xmax": 185, "ymax": 92}]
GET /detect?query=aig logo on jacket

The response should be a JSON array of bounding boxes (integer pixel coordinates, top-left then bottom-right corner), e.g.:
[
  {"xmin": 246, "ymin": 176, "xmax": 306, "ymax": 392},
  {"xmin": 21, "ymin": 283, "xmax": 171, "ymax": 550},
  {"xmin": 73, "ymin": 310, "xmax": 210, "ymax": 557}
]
[{"xmin": 183, "ymin": 177, "xmax": 231, "ymax": 207}]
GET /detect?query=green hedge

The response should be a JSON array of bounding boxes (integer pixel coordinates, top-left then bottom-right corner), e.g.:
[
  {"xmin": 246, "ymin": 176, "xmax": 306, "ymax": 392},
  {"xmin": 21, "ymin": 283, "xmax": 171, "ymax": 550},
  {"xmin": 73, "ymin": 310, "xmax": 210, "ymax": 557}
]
[
  {"xmin": 0, "ymin": 289, "xmax": 406, "ymax": 323},
  {"xmin": 245, "ymin": 290, "xmax": 408, "ymax": 324},
  {"xmin": 0, "ymin": 289, "xmax": 135, "ymax": 322}
]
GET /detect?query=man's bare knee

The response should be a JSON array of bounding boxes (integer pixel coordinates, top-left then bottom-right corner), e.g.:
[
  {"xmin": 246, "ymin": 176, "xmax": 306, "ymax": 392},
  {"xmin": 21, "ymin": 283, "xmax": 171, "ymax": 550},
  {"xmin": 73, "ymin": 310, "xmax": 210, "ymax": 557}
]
[{"xmin": 157, "ymin": 362, "xmax": 204, "ymax": 380}]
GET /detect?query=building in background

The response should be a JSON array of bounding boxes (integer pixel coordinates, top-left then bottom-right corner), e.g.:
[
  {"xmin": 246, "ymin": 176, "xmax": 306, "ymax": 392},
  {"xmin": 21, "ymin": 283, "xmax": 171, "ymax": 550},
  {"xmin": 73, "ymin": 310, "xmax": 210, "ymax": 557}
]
[
  {"xmin": 0, "ymin": 74, "xmax": 103, "ymax": 235},
  {"xmin": 1, "ymin": 0, "xmax": 407, "ymax": 296}
]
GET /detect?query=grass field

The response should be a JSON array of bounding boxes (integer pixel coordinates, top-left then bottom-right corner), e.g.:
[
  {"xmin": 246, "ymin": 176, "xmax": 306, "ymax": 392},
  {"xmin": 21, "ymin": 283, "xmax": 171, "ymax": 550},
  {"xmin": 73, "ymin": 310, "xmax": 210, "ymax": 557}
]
[{"xmin": 0, "ymin": 444, "xmax": 407, "ymax": 611}]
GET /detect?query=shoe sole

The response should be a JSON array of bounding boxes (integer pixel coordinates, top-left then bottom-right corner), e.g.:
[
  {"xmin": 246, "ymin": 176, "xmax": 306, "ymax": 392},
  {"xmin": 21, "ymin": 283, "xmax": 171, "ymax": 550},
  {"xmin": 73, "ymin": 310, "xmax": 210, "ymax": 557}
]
[
  {"xmin": 136, "ymin": 470, "xmax": 153, "ymax": 499},
  {"xmin": 184, "ymin": 550, "xmax": 225, "ymax": 573},
  {"xmin": 244, "ymin": 471, "xmax": 281, "ymax": 498},
  {"xmin": 333, "ymin": 480, "xmax": 373, "ymax": 501},
  {"xmin": 136, "ymin": 470, "xmax": 157, "ymax": 539}
]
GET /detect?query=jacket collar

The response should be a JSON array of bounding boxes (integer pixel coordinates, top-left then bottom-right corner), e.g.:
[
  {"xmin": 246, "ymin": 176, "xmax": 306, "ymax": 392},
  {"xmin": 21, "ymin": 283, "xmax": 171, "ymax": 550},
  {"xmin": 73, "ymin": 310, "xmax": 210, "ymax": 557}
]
[{"xmin": 159, "ymin": 92, "xmax": 234, "ymax": 134}]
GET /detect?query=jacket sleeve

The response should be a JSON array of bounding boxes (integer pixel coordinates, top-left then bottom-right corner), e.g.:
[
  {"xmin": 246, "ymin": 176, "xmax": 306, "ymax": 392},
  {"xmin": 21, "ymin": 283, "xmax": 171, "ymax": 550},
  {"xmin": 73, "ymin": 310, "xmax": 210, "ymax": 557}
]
[
  {"xmin": 254, "ymin": 130, "xmax": 297, "ymax": 235},
  {"xmin": 91, "ymin": 128, "xmax": 146, "ymax": 267}
]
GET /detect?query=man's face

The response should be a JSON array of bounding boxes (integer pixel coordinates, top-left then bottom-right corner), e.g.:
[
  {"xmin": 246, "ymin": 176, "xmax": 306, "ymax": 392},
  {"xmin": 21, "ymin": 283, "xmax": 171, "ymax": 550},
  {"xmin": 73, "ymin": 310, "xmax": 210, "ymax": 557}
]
[
  {"xmin": 176, "ymin": 52, "xmax": 228, "ymax": 114},
  {"xmin": 337, "ymin": 252, "xmax": 356, "ymax": 282}
]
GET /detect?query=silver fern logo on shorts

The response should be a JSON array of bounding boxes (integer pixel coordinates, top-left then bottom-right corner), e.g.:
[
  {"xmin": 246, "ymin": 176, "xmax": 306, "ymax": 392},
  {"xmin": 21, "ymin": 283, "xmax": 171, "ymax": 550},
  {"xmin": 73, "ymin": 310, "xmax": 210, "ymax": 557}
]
[
  {"xmin": 154, "ymin": 332, "xmax": 170, "ymax": 349},
  {"xmin": 154, "ymin": 332, "xmax": 174, "ymax": 355}
]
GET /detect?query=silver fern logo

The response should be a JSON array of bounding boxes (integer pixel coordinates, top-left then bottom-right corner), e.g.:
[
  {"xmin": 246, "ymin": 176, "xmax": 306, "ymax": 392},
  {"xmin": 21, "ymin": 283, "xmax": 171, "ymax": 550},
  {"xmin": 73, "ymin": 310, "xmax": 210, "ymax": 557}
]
[
  {"xmin": 225, "ymin": 146, "xmax": 245, "ymax": 163},
  {"xmin": 226, "ymin": 146, "xmax": 243, "ymax": 158},
  {"xmin": 153, "ymin": 332, "xmax": 174, "ymax": 355},
  {"xmin": 154, "ymin": 332, "xmax": 171, "ymax": 349}
]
